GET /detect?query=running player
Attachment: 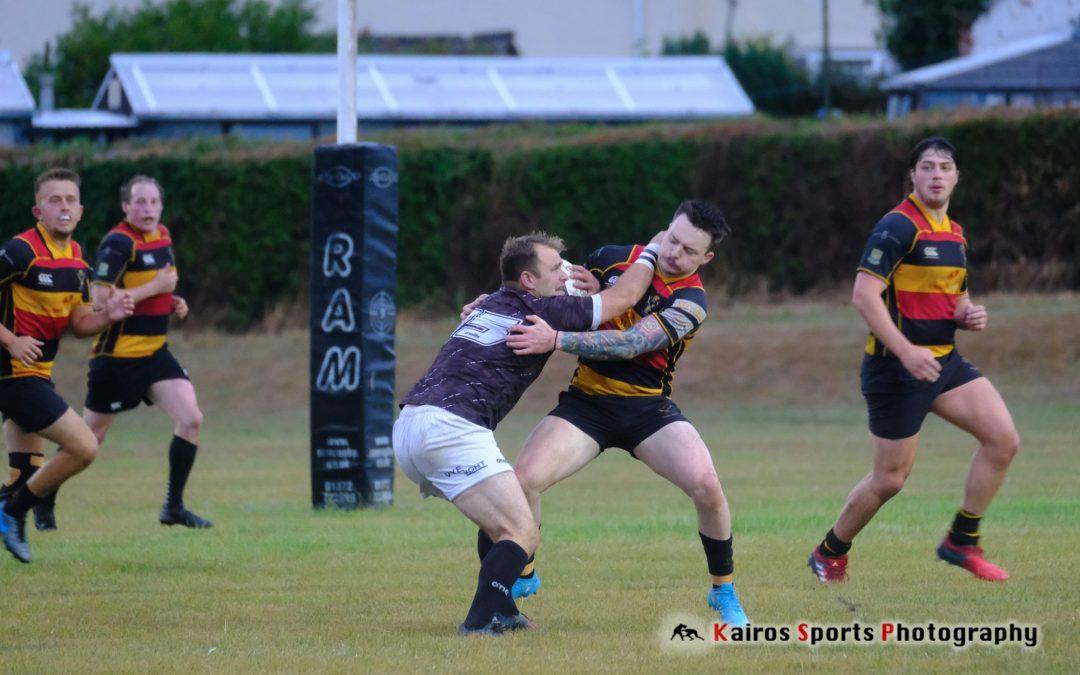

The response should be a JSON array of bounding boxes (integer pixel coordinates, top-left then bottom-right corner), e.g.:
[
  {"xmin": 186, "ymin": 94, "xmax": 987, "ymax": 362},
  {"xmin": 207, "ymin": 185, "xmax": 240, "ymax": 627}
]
[
  {"xmin": 396, "ymin": 230, "xmax": 661, "ymax": 635},
  {"xmin": 485, "ymin": 200, "xmax": 749, "ymax": 626},
  {"xmin": 807, "ymin": 137, "xmax": 1020, "ymax": 583},
  {"xmin": 34, "ymin": 175, "xmax": 210, "ymax": 531},
  {"xmin": 0, "ymin": 168, "xmax": 134, "ymax": 563}
]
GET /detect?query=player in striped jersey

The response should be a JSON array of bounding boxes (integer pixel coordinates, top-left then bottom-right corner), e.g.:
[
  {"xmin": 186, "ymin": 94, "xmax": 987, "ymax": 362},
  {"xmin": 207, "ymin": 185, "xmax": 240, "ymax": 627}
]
[
  {"xmin": 808, "ymin": 137, "xmax": 1020, "ymax": 583},
  {"xmin": 472, "ymin": 200, "xmax": 750, "ymax": 626},
  {"xmin": 0, "ymin": 168, "xmax": 134, "ymax": 564},
  {"xmin": 39, "ymin": 176, "xmax": 210, "ymax": 531}
]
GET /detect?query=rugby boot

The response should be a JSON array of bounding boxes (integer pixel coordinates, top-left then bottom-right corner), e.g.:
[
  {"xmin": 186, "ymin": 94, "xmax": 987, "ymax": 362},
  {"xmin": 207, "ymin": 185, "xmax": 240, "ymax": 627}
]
[
  {"xmin": 512, "ymin": 572, "xmax": 541, "ymax": 599},
  {"xmin": 808, "ymin": 547, "xmax": 849, "ymax": 583},
  {"xmin": 160, "ymin": 504, "xmax": 214, "ymax": 528},
  {"xmin": 33, "ymin": 500, "xmax": 57, "ymax": 532},
  {"xmin": 458, "ymin": 614, "xmax": 509, "ymax": 637},
  {"xmin": 707, "ymin": 582, "xmax": 749, "ymax": 627},
  {"xmin": 0, "ymin": 500, "xmax": 30, "ymax": 563},
  {"xmin": 936, "ymin": 537, "xmax": 1008, "ymax": 581}
]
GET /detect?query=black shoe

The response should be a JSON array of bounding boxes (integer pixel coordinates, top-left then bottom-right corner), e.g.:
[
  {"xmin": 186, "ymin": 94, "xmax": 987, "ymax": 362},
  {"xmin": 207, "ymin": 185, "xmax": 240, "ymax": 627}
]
[
  {"xmin": 33, "ymin": 501, "xmax": 57, "ymax": 532},
  {"xmin": 501, "ymin": 612, "xmax": 538, "ymax": 632},
  {"xmin": 458, "ymin": 615, "xmax": 509, "ymax": 637},
  {"xmin": 0, "ymin": 500, "xmax": 31, "ymax": 563},
  {"xmin": 159, "ymin": 505, "xmax": 213, "ymax": 529}
]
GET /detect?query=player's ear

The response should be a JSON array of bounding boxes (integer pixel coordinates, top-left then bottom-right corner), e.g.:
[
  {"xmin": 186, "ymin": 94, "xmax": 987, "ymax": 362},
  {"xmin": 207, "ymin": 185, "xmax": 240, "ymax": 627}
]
[
  {"xmin": 31, "ymin": 204, "xmax": 42, "ymax": 220},
  {"xmin": 702, "ymin": 251, "xmax": 715, "ymax": 265}
]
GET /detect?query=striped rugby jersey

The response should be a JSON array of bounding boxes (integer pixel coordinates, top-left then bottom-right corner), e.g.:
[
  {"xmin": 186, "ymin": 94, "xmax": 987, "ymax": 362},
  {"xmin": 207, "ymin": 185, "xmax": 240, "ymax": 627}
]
[
  {"xmin": 857, "ymin": 193, "xmax": 968, "ymax": 358},
  {"xmin": 91, "ymin": 222, "xmax": 176, "ymax": 358},
  {"xmin": 569, "ymin": 244, "xmax": 707, "ymax": 398},
  {"xmin": 0, "ymin": 224, "xmax": 91, "ymax": 380}
]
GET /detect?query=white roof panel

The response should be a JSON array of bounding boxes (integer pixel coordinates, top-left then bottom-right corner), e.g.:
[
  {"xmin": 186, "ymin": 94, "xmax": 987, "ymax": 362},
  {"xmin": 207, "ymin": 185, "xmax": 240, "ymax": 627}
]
[
  {"xmin": 0, "ymin": 51, "xmax": 35, "ymax": 117},
  {"xmin": 97, "ymin": 53, "xmax": 754, "ymax": 120}
]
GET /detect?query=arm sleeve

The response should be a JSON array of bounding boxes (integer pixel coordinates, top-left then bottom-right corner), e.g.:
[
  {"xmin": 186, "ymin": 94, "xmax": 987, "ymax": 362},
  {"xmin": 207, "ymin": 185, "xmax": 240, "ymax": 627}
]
[
  {"xmin": 653, "ymin": 287, "xmax": 708, "ymax": 345},
  {"xmin": 93, "ymin": 234, "xmax": 133, "ymax": 286},
  {"xmin": 0, "ymin": 239, "xmax": 34, "ymax": 286},
  {"xmin": 537, "ymin": 295, "xmax": 602, "ymax": 332},
  {"xmin": 856, "ymin": 214, "xmax": 918, "ymax": 283}
]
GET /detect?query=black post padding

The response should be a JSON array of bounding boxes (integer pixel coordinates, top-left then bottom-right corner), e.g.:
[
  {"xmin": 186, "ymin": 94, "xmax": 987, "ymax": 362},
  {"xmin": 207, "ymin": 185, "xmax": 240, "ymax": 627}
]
[{"xmin": 311, "ymin": 143, "xmax": 398, "ymax": 509}]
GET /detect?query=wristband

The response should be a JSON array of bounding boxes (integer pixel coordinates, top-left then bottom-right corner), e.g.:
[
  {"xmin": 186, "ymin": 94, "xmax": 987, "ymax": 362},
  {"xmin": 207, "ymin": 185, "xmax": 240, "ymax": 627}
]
[
  {"xmin": 553, "ymin": 330, "xmax": 560, "ymax": 352},
  {"xmin": 634, "ymin": 243, "xmax": 661, "ymax": 271}
]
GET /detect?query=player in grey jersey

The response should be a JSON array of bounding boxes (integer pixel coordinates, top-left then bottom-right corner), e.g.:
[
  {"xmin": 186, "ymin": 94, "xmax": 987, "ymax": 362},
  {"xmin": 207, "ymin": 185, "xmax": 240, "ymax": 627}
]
[{"xmin": 395, "ymin": 230, "xmax": 661, "ymax": 635}]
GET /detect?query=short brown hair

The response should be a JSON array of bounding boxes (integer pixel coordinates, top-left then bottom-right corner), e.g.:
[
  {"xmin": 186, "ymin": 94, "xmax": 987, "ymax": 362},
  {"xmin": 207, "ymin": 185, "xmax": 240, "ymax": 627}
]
[
  {"xmin": 499, "ymin": 232, "xmax": 565, "ymax": 282},
  {"xmin": 120, "ymin": 175, "xmax": 164, "ymax": 202},
  {"xmin": 34, "ymin": 168, "xmax": 81, "ymax": 197}
]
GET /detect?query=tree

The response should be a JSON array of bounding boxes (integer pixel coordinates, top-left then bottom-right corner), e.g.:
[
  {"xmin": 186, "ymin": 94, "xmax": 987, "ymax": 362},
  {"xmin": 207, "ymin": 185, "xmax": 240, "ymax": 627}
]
[
  {"xmin": 876, "ymin": 0, "xmax": 992, "ymax": 71},
  {"xmin": 25, "ymin": 0, "xmax": 334, "ymax": 109}
]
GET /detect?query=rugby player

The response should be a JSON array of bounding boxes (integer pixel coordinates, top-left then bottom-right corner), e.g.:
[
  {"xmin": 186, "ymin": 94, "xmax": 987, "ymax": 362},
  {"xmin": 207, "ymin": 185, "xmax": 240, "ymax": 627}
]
[
  {"xmin": 478, "ymin": 200, "xmax": 749, "ymax": 626},
  {"xmin": 0, "ymin": 168, "xmax": 134, "ymax": 563},
  {"xmin": 34, "ymin": 175, "xmax": 210, "ymax": 531},
  {"xmin": 396, "ymin": 230, "xmax": 661, "ymax": 635},
  {"xmin": 807, "ymin": 137, "xmax": 1020, "ymax": 583}
]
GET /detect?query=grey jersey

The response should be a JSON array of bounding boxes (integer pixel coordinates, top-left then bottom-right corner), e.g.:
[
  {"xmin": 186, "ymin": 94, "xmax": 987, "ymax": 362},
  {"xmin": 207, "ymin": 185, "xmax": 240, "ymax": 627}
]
[{"xmin": 402, "ymin": 286, "xmax": 602, "ymax": 430}]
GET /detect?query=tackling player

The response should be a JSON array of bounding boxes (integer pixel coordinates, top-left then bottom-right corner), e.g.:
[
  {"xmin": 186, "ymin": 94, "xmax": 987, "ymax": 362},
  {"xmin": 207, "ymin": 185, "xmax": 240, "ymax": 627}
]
[
  {"xmin": 481, "ymin": 200, "xmax": 749, "ymax": 626},
  {"xmin": 807, "ymin": 137, "xmax": 1020, "ymax": 583},
  {"xmin": 0, "ymin": 168, "xmax": 134, "ymax": 563}
]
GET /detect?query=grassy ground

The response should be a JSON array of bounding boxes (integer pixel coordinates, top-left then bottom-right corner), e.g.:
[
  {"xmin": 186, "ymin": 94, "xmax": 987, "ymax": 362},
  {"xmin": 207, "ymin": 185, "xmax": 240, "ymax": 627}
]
[{"xmin": 1, "ymin": 294, "xmax": 1077, "ymax": 672}]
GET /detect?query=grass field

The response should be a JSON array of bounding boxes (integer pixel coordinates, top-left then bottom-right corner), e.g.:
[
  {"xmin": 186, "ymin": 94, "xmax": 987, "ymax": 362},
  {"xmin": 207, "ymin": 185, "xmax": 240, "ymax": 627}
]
[{"xmin": 2, "ymin": 294, "xmax": 1077, "ymax": 672}]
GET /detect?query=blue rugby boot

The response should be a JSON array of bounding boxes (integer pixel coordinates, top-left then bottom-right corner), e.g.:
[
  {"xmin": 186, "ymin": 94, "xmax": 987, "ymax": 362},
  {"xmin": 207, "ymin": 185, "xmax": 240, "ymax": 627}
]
[
  {"xmin": 512, "ymin": 572, "xmax": 541, "ymax": 599},
  {"xmin": 0, "ymin": 500, "xmax": 31, "ymax": 564},
  {"xmin": 707, "ymin": 582, "xmax": 748, "ymax": 627}
]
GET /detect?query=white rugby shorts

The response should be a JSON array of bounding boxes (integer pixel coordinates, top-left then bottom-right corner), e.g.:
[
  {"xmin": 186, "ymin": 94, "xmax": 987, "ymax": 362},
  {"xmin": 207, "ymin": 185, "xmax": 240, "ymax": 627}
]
[{"xmin": 393, "ymin": 404, "xmax": 514, "ymax": 501}]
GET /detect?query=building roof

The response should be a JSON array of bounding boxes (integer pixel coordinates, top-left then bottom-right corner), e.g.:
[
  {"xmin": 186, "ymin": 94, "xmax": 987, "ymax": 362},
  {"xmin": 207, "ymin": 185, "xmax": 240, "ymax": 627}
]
[
  {"xmin": 0, "ymin": 51, "xmax": 35, "ymax": 118},
  {"xmin": 92, "ymin": 53, "xmax": 754, "ymax": 121},
  {"xmin": 883, "ymin": 29, "xmax": 1079, "ymax": 91},
  {"xmin": 32, "ymin": 109, "xmax": 139, "ymax": 129}
]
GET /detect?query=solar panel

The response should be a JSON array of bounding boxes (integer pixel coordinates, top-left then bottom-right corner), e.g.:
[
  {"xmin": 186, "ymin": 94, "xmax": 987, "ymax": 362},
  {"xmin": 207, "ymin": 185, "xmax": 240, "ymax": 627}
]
[{"xmin": 98, "ymin": 53, "xmax": 754, "ymax": 121}]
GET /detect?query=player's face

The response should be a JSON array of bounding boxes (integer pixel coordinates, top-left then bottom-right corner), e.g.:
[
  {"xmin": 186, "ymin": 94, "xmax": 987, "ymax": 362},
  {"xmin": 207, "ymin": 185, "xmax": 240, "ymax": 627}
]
[
  {"xmin": 32, "ymin": 180, "xmax": 83, "ymax": 240},
  {"xmin": 910, "ymin": 148, "xmax": 958, "ymax": 210},
  {"xmin": 523, "ymin": 244, "xmax": 569, "ymax": 297},
  {"xmin": 658, "ymin": 214, "xmax": 714, "ymax": 278},
  {"xmin": 123, "ymin": 180, "xmax": 164, "ymax": 233}
]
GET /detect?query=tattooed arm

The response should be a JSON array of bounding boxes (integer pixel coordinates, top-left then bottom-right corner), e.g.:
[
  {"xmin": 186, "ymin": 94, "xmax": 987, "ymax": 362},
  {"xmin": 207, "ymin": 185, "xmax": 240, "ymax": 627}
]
[
  {"xmin": 555, "ymin": 314, "xmax": 671, "ymax": 360},
  {"xmin": 507, "ymin": 313, "xmax": 677, "ymax": 359}
]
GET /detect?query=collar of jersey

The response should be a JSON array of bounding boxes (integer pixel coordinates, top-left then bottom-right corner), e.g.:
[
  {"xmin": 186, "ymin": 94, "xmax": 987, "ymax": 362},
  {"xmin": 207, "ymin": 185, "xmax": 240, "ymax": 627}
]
[
  {"xmin": 122, "ymin": 220, "xmax": 163, "ymax": 242},
  {"xmin": 908, "ymin": 192, "xmax": 952, "ymax": 233},
  {"xmin": 35, "ymin": 222, "xmax": 74, "ymax": 258}
]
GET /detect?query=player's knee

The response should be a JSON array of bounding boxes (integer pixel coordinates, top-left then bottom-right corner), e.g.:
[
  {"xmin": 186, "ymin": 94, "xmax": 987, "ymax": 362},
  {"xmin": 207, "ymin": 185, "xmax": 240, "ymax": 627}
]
[
  {"xmin": 873, "ymin": 472, "xmax": 906, "ymax": 500},
  {"xmin": 68, "ymin": 435, "xmax": 98, "ymax": 468},
  {"xmin": 688, "ymin": 475, "xmax": 726, "ymax": 511},
  {"xmin": 987, "ymin": 428, "xmax": 1020, "ymax": 467},
  {"xmin": 514, "ymin": 465, "xmax": 544, "ymax": 498},
  {"xmin": 177, "ymin": 408, "xmax": 203, "ymax": 439}
]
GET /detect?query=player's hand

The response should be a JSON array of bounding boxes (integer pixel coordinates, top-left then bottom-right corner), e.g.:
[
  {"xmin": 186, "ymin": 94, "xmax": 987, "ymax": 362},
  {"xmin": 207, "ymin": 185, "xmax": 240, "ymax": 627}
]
[
  {"xmin": 105, "ymin": 291, "xmax": 136, "ymax": 321},
  {"xmin": 899, "ymin": 345, "xmax": 941, "ymax": 383},
  {"xmin": 7, "ymin": 335, "xmax": 43, "ymax": 365},
  {"xmin": 568, "ymin": 264, "xmax": 599, "ymax": 295},
  {"xmin": 153, "ymin": 267, "xmax": 179, "ymax": 294},
  {"xmin": 957, "ymin": 304, "xmax": 987, "ymax": 331},
  {"xmin": 459, "ymin": 294, "xmax": 488, "ymax": 321},
  {"xmin": 506, "ymin": 315, "xmax": 557, "ymax": 355},
  {"xmin": 171, "ymin": 295, "xmax": 189, "ymax": 320}
]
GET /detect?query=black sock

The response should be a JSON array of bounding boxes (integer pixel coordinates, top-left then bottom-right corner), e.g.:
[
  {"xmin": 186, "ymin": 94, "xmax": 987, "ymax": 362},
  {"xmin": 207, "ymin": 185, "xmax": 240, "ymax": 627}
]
[
  {"xmin": 699, "ymin": 532, "xmax": 733, "ymax": 582},
  {"xmin": 819, "ymin": 528, "xmax": 851, "ymax": 557},
  {"xmin": 948, "ymin": 509, "xmax": 981, "ymax": 547},
  {"xmin": 2, "ymin": 452, "xmax": 43, "ymax": 498},
  {"xmin": 166, "ymin": 436, "xmax": 198, "ymax": 509},
  {"xmin": 4, "ymin": 484, "xmax": 43, "ymax": 519},
  {"xmin": 477, "ymin": 528, "xmax": 494, "ymax": 561},
  {"xmin": 479, "ymin": 526, "xmax": 537, "ymax": 578},
  {"xmin": 462, "ymin": 540, "xmax": 528, "ymax": 629}
]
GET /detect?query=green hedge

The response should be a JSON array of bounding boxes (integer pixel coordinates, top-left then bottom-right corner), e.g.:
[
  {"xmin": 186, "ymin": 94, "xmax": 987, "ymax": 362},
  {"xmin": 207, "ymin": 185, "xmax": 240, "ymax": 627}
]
[{"xmin": 1, "ymin": 111, "xmax": 1076, "ymax": 328}]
